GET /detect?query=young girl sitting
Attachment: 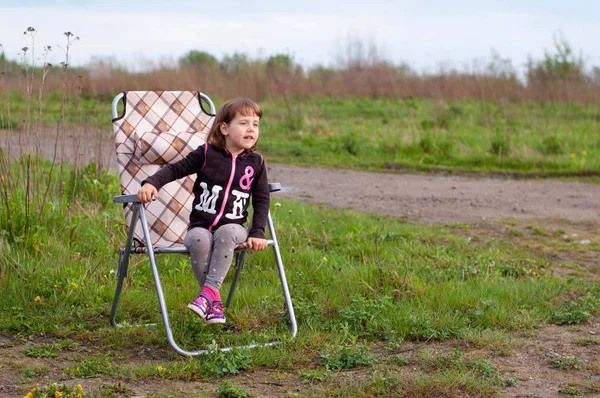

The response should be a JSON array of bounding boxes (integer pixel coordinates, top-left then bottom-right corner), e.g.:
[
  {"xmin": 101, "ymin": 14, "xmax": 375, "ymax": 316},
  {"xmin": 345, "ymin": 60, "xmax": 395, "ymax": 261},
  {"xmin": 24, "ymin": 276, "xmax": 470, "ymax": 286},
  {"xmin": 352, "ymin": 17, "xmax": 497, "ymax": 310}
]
[{"xmin": 137, "ymin": 98, "xmax": 269, "ymax": 324}]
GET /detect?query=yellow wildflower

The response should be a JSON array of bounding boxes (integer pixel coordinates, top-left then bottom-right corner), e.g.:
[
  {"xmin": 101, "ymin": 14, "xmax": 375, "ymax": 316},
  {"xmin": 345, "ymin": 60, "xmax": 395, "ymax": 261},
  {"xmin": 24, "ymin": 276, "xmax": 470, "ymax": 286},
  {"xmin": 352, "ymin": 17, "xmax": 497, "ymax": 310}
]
[
  {"xmin": 76, "ymin": 394, "xmax": 82, "ymax": 398},
  {"xmin": 155, "ymin": 365, "xmax": 164, "ymax": 372},
  {"xmin": 24, "ymin": 393, "xmax": 33, "ymax": 398},
  {"xmin": 77, "ymin": 384, "xmax": 83, "ymax": 391},
  {"xmin": 114, "ymin": 223, "xmax": 120, "ymax": 228},
  {"xmin": 54, "ymin": 391, "xmax": 63, "ymax": 398},
  {"xmin": 569, "ymin": 152, "xmax": 576, "ymax": 159},
  {"xmin": 582, "ymin": 150, "xmax": 588, "ymax": 157},
  {"xmin": 70, "ymin": 282, "xmax": 78, "ymax": 289},
  {"xmin": 34, "ymin": 296, "xmax": 41, "ymax": 302}
]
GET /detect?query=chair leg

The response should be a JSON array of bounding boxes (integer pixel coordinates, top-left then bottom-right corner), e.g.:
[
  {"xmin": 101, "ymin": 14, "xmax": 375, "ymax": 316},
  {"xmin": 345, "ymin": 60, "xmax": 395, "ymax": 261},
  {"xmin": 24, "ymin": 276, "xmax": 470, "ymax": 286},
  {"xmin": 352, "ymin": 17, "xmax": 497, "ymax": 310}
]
[
  {"xmin": 267, "ymin": 211, "xmax": 298, "ymax": 337},
  {"xmin": 226, "ymin": 249, "xmax": 247, "ymax": 308},
  {"xmin": 109, "ymin": 204, "xmax": 139, "ymax": 327},
  {"xmin": 109, "ymin": 249, "xmax": 128, "ymax": 327}
]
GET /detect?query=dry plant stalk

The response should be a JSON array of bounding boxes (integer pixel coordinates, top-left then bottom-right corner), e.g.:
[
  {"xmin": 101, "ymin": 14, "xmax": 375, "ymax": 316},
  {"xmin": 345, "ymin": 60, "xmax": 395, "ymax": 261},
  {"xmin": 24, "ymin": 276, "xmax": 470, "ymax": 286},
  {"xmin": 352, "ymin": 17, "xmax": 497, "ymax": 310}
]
[{"xmin": 0, "ymin": 27, "xmax": 82, "ymax": 241}]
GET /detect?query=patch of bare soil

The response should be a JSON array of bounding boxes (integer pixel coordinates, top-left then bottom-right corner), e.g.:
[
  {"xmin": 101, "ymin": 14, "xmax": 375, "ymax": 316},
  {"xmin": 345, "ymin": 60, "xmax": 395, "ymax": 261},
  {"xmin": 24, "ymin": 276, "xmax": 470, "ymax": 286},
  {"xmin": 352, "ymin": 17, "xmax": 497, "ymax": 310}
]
[
  {"xmin": 455, "ymin": 218, "xmax": 600, "ymax": 280},
  {"xmin": 500, "ymin": 321, "xmax": 600, "ymax": 398}
]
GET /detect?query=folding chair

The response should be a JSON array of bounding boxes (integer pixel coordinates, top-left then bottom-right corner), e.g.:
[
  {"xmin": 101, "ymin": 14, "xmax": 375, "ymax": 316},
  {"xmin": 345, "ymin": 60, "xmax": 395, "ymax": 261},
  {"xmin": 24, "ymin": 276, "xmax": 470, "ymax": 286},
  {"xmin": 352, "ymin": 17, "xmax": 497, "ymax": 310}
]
[{"xmin": 109, "ymin": 91, "xmax": 297, "ymax": 356}]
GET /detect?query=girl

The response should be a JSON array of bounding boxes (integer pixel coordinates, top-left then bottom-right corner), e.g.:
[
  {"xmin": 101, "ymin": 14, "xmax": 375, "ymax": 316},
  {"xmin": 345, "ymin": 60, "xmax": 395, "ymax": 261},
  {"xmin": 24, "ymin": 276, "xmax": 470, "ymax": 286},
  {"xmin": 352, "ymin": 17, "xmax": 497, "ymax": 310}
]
[{"xmin": 137, "ymin": 98, "xmax": 269, "ymax": 324}]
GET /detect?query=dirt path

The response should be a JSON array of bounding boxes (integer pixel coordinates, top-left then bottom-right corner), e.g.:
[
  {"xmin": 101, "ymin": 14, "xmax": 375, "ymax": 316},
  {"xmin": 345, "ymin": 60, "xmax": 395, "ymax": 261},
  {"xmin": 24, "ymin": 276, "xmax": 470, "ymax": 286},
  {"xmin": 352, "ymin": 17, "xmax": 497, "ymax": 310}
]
[{"xmin": 266, "ymin": 163, "xmax": 600, "ymax": 224}]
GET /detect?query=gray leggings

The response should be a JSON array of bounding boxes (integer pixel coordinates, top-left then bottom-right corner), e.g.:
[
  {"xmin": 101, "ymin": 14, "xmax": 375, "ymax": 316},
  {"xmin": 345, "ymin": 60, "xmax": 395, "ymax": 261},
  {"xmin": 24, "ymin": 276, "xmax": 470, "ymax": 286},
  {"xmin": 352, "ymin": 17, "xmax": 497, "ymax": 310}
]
[{"xmin": 184, "ymin": 224, "xmax": 248, "ymax": 291}]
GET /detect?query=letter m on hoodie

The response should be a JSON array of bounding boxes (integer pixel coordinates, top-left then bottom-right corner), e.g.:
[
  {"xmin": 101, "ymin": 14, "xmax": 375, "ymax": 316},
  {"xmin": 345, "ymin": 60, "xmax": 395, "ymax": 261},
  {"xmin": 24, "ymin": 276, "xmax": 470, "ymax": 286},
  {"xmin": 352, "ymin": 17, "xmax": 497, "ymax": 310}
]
[{"xmin": 194, "ymin": 182, "xmax": 222, "ymax": 214}]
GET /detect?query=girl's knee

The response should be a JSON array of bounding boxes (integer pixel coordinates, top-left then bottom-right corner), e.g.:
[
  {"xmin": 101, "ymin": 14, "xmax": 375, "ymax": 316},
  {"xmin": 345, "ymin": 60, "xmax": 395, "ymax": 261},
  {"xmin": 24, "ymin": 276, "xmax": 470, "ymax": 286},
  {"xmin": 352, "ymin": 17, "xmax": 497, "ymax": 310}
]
[
  {"xmin": 185, "ymin": 227, "xmax": 212, "ymax": 249},
  {"xmin": 214, "ymin": 224, "xmax": 247, "ymax": 243}
]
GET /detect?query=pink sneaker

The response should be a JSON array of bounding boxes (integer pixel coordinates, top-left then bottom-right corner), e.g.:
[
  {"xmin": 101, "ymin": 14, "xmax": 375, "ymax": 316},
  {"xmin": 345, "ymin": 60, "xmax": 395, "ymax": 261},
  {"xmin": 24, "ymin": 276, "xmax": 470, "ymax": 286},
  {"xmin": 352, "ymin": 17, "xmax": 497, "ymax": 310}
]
[
  {"xmin": 187, "ymin": 293, "xmax": 211, "ymax": 319},
  {"xmin": 205, "ymin": 301, "xmax": 225, "ymax": 324}
]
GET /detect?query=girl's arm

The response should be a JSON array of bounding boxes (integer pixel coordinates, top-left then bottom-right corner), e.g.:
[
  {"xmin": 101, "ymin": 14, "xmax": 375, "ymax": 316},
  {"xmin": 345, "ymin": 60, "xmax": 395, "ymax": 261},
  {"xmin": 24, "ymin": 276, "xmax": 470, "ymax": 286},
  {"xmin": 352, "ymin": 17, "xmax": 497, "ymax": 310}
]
[{"xmin": 143, "ymin": 144, "xmax": 206, "ymax": 191}]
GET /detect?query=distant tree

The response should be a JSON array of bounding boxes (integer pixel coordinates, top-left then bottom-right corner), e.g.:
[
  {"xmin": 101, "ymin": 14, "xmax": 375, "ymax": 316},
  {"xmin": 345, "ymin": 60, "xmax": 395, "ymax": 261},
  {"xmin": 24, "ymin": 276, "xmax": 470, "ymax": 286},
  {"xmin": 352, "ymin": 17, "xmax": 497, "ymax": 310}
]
[
  {"xmin": 178, "ymin": 50, "xmax": 219, "ymax": 70},
  {"xmin": 526, "ymin": 32, "xmax": 586, "ymax": 86},
  {"xmin": 220, "ymin": 53, "xmax": 250, "ymax": 75},
  {"xmin": 308, "ymin": 65, "xmax": 335, "ymax": 81},
  {"xmin": 266, "ymin": 54, "xmax": 296, "ymax": 73}
]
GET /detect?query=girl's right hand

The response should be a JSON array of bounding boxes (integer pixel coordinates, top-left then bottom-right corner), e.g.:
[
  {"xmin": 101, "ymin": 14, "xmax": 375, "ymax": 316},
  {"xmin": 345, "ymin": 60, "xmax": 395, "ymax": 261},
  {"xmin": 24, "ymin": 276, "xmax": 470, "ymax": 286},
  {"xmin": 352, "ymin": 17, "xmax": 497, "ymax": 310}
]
[{"xmin": 138, "ymin": 183, "xmax": 158, "ymax": 203}]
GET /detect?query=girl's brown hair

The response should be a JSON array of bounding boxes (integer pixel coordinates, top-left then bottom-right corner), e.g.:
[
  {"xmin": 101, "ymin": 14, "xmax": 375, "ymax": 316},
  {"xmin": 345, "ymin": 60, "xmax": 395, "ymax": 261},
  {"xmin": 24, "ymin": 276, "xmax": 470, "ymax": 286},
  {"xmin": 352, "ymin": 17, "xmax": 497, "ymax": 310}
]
[{"xmin": 206, "ymin": 98, "xmax": 263, "ymax": 152}]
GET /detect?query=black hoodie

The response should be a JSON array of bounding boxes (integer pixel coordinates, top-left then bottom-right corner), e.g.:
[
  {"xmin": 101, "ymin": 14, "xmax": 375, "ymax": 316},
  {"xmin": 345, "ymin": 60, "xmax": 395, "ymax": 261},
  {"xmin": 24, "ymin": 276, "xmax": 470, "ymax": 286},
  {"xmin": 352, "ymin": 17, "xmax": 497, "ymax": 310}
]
[{"xmin": 143, "ymin": 143, "xmax": 270, "ymax": 238}]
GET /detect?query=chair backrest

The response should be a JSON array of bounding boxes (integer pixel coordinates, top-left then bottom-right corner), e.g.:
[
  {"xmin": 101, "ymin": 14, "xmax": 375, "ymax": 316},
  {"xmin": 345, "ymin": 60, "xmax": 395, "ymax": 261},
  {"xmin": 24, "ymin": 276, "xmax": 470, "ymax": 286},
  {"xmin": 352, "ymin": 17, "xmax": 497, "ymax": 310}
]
[{"xmin": 112, "ymin": 91, "xmax": 215, "ymax": 248}]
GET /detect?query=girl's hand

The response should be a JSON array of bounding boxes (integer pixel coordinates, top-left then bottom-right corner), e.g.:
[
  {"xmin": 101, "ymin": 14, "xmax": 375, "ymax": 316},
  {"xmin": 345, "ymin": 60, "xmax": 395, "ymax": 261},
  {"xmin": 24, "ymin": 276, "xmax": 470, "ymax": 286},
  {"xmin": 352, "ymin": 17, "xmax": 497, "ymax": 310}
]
[
  {"xmin": 246, "ymin": 237, "xmax": 267, "ymax": 251},
  {"xmin": 138, "ymin": 183, "xmax": 158, "ymax": 203}
]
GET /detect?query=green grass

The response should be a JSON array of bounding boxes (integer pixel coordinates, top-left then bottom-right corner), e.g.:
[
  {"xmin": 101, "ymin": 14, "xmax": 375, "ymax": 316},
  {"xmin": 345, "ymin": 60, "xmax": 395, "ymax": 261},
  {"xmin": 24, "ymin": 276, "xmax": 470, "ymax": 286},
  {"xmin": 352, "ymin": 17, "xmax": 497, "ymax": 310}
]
[
  {"xmin": 1, "ymin": 90, "xmax": 108, "ymax": 127},
  {"xmin": 259, "ymin": 97, "xmax": 600, "ymax": 176},
  {"xmin": 1, "ymin": 157, "xmax": 599, "ymax": 396},
  {"xmin": 216, "ymin": 380, "xmax": 249, "ymax": 398}
]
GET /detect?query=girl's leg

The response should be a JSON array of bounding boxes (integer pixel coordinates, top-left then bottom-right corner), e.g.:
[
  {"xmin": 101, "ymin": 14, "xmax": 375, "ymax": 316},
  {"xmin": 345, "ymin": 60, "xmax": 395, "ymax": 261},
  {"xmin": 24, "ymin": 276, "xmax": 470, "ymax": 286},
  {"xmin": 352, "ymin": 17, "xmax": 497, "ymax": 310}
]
[
  {"xmin": 185, "ymin": 227, "xmax": 215, "ymax": 319},
  {"xmin": 204, "ymin": 223, "xmax": 248, "ymax": 290},
  {"xmin": 203, "ymin": 223, "xmax": 248, "ymax": 324},
  {"xmin": 184, "ymin": 227, "xmax": 213, "ymax": 288}
]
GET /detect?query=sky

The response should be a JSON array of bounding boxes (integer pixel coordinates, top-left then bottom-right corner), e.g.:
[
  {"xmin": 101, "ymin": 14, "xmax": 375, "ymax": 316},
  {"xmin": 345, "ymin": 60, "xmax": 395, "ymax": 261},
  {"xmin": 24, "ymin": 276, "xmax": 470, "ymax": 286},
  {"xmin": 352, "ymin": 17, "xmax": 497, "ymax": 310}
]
[{"xmin": 1, "ymin": 0, "xmax": 599, "ymax": 74}]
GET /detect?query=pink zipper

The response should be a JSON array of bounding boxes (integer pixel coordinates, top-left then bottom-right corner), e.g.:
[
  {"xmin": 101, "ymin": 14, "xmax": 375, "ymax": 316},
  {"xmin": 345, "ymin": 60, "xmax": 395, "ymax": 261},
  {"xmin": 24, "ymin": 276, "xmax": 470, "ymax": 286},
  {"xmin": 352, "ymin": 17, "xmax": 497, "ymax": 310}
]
[{"xmin": 208, "ymin": 154, "xmax": 237, "ymax": 231}]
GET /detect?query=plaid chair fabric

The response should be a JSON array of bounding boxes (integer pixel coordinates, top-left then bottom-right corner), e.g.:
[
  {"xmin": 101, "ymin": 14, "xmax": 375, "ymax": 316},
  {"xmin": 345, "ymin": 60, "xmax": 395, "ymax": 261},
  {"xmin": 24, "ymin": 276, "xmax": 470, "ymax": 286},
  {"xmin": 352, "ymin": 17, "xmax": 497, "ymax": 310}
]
[{"xmin": 113, "ymin": 91, "xmax": 214, "ymax": 248}]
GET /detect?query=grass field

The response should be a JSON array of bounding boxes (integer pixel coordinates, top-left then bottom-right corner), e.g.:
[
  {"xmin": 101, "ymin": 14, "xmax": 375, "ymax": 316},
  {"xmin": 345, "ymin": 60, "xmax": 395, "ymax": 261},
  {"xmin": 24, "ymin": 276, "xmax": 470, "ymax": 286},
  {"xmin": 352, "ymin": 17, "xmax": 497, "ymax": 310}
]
[
  {"xmin": 262, "ymin": 97, "xmax": 600, "ymax": 177},
  {"xmin": 1, "ymin": 84, "xmax": 600, "ymax": 396},
  {"xmin": 0, "ymin": 156, "xmax": 599, "ymax": 397}
]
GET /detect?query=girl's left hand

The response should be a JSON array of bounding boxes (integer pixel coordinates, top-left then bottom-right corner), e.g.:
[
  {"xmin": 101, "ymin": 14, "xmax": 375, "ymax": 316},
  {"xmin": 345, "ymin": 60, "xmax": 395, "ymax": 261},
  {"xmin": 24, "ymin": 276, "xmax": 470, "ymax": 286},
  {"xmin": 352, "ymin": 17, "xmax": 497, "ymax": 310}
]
[{"xmin": 246, "ymin": 237, "xmax": 267, "ymax": 251}]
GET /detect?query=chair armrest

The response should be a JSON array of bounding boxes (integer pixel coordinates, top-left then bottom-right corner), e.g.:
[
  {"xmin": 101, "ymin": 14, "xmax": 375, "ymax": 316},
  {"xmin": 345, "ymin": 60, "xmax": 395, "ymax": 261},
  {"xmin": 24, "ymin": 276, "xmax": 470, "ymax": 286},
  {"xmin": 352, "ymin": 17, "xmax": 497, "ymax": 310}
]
[
  {"xmin": 115, "ymin": 184, "xmax": 280, "ymax": 204},
  {"xmin": 113, "ymin": 194, "xmax": 142, "ymax": 204}
]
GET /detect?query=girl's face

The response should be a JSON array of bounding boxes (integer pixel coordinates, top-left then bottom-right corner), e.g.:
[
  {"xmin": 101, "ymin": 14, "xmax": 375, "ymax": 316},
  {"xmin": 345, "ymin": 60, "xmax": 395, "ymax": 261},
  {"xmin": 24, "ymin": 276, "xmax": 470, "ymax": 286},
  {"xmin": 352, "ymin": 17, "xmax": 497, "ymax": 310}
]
[{"xmin": 221, "ymin": 111, "xmax": 260, "ymax": 155}]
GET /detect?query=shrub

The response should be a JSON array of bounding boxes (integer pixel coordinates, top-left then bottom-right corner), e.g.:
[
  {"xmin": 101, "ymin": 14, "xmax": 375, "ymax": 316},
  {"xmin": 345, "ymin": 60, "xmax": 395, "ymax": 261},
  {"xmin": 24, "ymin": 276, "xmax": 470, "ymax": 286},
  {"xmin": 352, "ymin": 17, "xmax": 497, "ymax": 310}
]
[
  {"xmin": 540, "ymin": 135, "xmax": 563, "ymax": 155},
  {"xmin": 319, "ymin": 345, "xmax": 375, "ymax": 370},
  {"xmin": 490, "ymin": 133, "xmax": 510, "ymax": 156},
  {"xmin": 217, "ymin": 380, "xmax": 249, "ymax": 398}
]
